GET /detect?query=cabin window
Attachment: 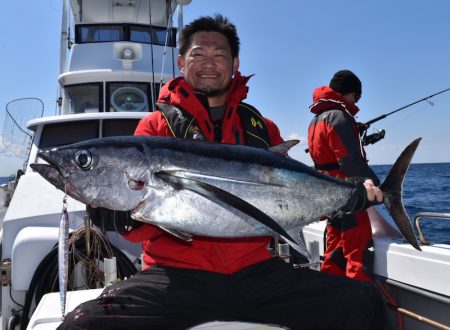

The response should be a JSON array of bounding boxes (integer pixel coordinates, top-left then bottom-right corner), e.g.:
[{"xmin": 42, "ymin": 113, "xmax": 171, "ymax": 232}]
[
  {"xmin": 77, "ymin": 25, "xmax": 124, "ymax": 43},
  {"xmin": 107, "ymin": 82, "xmax": 159, "ymax": 112},
  {"xmin": 129, "ymin": 25, "xmax": 176, "ymax": 46},
  {"xmin": 39, "ymin": 121, "xmax": 99, "ymax": 149},
  {"xmin": 102, "ymin": 119, "xmax": 141, "ymax": 137},
  {"xmin": 38, "ymin": 119, "xmax": 141, "ymax": 150},
  {"xmin": 65, "ymin": 83, "xmax": 103, "ymax": 113},
  {"xmin": 75, "ymin": 24, "xmax": 176, "ymax": 47}
]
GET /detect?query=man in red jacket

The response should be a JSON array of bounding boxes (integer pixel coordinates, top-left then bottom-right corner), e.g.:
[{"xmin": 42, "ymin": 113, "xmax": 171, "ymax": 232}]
[
  {"xmin": 60, "ymin": 17, "xmax": 389, "ymax": 330},
  {"xmin": 308, "ymin": 70, "xmax": 380, "ymax": 283}
]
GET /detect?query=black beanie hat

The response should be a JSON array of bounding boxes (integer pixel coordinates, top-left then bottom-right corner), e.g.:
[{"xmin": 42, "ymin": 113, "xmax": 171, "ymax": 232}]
[{"xmin": 329, "ymin": 70, "xmax": 362, "ymax": 95}]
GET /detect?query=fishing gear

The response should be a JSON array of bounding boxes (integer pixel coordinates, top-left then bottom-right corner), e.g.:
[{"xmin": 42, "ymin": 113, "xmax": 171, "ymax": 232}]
[
  {"xmin": 305, "ymin": 87, "xmax": 450, "ymax": 153},
  {"xmin": 20, "ymin": 226, "xmax": 138, "ymax": 330},
  {"xmin": 358, "ymin": 88, "xmax": 450, "ymax": 146},
  {"xmin": 360, "ymin": 128, "xmax": 385, "ymax": 146},
  {"xmin": 58, "ymin": 194, "xmax": 69, "ymax": 319}
]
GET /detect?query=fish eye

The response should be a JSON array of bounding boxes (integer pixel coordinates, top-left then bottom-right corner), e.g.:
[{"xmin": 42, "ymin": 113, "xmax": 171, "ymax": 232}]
[{"xmin": 74, "ymin": 150, "xmax": 92, "ymax": 170}]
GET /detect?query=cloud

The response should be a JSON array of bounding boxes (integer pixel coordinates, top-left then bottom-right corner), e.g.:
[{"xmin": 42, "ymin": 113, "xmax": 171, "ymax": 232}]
[{"xmin": 0, "ymin": 136, "xmax": 28, "ymax": 158}]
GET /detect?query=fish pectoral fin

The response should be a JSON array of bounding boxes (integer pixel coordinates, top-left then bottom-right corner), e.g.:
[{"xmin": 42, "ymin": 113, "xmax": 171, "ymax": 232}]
[
  {"xmin": 158, "ymin": 226, "xmax": 193, "ymax": 242},
  {"xmin": 283, "ymin": 229, "xmax": 312, "ymax": 261},
  {"xmin": 268, "ymin": 140, "xmax": 299, "ymax": 157},
  {"xmin": 161, "ymin": 169, "xmax": 282, "ymax": 187},
  {"xmin": 155, "ymin": 171, "xmax": 295, "ymax": 242}
]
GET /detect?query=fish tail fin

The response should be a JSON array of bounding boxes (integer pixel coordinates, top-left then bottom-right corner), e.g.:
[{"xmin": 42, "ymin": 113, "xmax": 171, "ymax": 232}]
[{"xmin": 380, "ymin": 138, "xmax": 422, "ymax": 251}]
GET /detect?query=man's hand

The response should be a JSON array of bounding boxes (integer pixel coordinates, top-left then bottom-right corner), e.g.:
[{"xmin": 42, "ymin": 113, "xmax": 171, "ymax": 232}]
[
  {"xmin": 339, "ymin": 178, "xmax": 383, "ymax": 215},
  {"xmin": 363, "ymin": 179, "xmax": 383, "ymax": 203}
]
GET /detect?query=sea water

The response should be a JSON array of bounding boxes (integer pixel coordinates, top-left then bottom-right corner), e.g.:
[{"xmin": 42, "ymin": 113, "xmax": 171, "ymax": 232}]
[
  {"xmin": 1, "ymin": 163, "xmax": 449, "ymax": 244},
  {"xmin": 373, "ymin": 162, "xmax": 450, "ymax": 244}
]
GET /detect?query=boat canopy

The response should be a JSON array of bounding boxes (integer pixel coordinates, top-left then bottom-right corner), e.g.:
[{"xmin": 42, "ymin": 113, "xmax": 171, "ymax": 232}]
[{"xmin": 69, "ymin": 0, "xmax": 180, "ymax": 26}]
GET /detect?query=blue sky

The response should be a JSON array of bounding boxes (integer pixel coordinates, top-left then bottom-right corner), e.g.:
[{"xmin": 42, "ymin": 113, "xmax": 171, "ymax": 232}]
[{"xmin": 1, "ymin": 0, "xmax": 450, "ymax": 176}]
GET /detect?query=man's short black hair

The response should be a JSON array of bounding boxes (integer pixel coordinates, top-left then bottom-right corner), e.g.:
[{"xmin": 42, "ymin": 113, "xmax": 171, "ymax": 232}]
[{"xmin": 179, "ymin": 14, "xmax": 240, "ymax": 58}]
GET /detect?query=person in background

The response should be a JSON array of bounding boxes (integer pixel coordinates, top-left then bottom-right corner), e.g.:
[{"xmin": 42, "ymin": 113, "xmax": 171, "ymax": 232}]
[
  {"xmin": 307, "ymin": 70, "xmax": 380, "ymax": 283},
  {"xmin": 59, "ymin": 18, "xmax": 389, "ymax": 330}
]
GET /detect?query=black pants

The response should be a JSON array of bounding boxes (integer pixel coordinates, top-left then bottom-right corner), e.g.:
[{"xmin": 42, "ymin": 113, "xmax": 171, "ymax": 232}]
[{"xmin": 58, "ymin": 258, "xmax": 390, "ymax": 330}]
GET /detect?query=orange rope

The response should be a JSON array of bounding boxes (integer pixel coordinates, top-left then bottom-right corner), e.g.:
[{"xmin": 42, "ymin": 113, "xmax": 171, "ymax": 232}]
[
  {"xmin": 376, "ymin": 280, "xmax": 404, "ymax": 330},
  {"xmin": 376, "ymin": 280, "xmax": 450, "ymax": 330}
]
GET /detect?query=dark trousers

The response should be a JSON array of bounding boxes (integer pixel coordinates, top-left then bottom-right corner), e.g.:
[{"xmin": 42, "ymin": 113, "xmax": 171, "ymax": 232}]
[{"xmin": 58, "ymin": 258, "xmax": 390, "ymax": 330}]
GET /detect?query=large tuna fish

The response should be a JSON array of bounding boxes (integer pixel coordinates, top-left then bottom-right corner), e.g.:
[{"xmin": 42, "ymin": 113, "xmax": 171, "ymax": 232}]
[{"xmin": 30, "ymin": 136, "xmax": 422, "ymax": 252}]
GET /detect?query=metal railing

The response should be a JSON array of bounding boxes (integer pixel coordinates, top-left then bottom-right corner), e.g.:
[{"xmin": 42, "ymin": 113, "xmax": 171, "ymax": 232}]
[{"xmin": 414, "ymin": 212, "xmax": 450, "ymax": 245}]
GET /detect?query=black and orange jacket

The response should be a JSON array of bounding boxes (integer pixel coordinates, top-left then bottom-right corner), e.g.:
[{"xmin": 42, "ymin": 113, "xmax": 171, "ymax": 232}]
[
  {"xmin": 308, "ymin": 86, "xmax": 379, "ymax": 183},
  {"xmin": 125, "ymin": 72, "xmax": 284, "ymax": 274}
]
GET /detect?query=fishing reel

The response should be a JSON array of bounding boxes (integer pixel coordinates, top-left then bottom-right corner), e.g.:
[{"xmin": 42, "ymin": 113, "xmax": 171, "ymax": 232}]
[
  {"xmin": 357, "ymin": 122, "xmax": 385, "ymax": 146},
  {"xmin": 362, "ymin": 129, "xmax": 385, "ymax": 146}
]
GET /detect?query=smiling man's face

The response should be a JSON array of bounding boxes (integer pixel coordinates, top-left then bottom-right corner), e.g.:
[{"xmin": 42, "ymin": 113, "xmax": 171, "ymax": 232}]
[{"xmin": 178, "ymin": 31, "xmax": 239, "ymax": 106}]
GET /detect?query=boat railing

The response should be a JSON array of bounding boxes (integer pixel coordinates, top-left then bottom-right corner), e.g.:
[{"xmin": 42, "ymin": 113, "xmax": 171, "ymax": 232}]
[{"xmin": 414, "ymin": 212, "xmax": 450, "ymax": 245}]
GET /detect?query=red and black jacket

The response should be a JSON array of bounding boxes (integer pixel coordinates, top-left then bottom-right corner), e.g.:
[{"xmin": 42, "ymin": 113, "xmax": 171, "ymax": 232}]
[
  {"xmin": 125, "ymin": 72, "xmax": 284, "ymax": 274},
  {"xmin": 307, "ymin": 86, "xmax": 379, "ymax": 184}
]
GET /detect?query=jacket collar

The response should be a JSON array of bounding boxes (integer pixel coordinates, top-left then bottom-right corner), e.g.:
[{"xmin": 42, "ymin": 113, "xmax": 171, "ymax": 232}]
[
  {"xmin": 157, "ymin": 71, "xmax": 250, "ymax": 108},
  {"xmin": 309, "ymin": 85, "xmax": 360, "ymax": 116}
]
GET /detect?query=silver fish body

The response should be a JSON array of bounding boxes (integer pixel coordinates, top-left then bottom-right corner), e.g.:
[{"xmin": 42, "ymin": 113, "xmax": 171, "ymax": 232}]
[
  {"xmin": 135, "ymin": 163, "xmax": 351, "ymax": 238},
  {"xmin": 31, "ymin": 136, "xmax": 422, "ymax": 250}
]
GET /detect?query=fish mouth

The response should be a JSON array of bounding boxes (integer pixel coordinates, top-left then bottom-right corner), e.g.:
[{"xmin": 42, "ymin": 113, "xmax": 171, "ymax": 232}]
[
  {"xmin": 38, "ymin": 150, "xmax": 70, "ymax": 177},
  {"xmin": 30, "ymin": 163, "xmax": 66, "ymax": 191},
  {"xmin": 30, "ymin": 151, "xmax": 68, "ymax": 191}
]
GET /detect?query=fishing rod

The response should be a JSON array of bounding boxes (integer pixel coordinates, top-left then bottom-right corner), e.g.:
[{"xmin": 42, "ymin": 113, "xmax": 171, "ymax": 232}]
[
  {"xmin": 305, "ymin": 87, "xmax": 450, "ymax": 153},
  {"xmin": 359, "ymin": 87, "xmax": 450, "ymax": 146}
]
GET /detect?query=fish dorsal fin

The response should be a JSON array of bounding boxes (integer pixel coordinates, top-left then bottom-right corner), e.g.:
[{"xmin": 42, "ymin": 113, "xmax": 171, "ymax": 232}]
[
  {"xmin": 268, "ymin": 140, "xmax": 300, "ymax": 156},
  {"xmin": 155, "ymin": 171, "xmax": 296, "ymax": 243}
]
